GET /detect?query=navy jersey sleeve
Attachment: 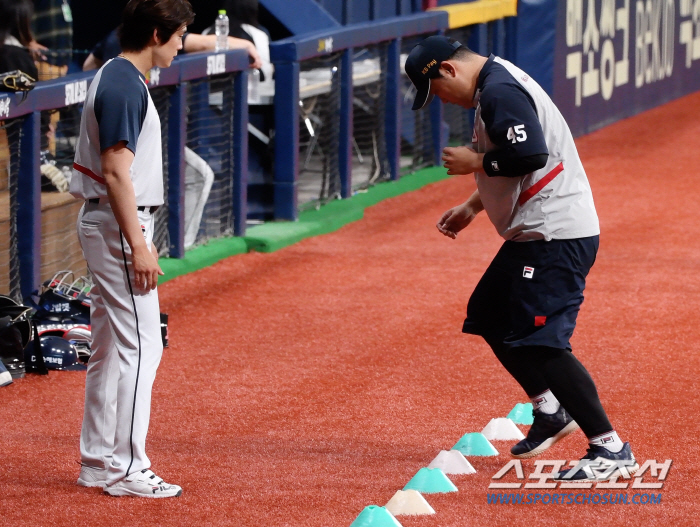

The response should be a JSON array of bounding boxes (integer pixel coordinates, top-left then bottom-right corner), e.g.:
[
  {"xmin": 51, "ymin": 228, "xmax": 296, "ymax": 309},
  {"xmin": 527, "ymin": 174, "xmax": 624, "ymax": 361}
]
[
  {"xmin": 479, "ymin": 82, "xmax": 548, "ymax": 159},
  {"xmin": 93, "ymin": 60, "xmax": 148, "ymax": 153}
]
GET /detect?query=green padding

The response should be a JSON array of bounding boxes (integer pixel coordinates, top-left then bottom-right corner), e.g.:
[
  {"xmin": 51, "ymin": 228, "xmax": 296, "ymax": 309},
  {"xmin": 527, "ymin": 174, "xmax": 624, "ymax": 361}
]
[
  {"xmin": 244, "ymin": 199, "xmax": 364, "ymax": 253},
  {"xmin": 158, "ymin": 236, "xmax": 249, "ymax": 284},
  {"xmin": 245, "ymin": 166, "xmax": 450, "ymax": 252},
  {"xmin": 159, "ymin": 166, "xmax": 450, "ymax": 284}
]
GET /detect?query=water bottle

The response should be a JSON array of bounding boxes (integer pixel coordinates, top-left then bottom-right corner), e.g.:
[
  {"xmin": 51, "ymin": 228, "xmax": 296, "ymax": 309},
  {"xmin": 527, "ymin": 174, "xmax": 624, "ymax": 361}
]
[
  {"xmin": 215, "ymin": 10, "xmax": 229, "ymax": 52},
  {"xmin": 248, "ymin": 68, "xmax": 260, "ymax": 104}
]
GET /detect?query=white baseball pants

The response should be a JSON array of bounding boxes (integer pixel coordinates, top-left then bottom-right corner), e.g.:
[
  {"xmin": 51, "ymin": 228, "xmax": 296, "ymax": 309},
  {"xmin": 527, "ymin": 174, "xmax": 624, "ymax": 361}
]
[{"xmin": 77, "ymin": 201, "xmax": 163, "ymax": 485}]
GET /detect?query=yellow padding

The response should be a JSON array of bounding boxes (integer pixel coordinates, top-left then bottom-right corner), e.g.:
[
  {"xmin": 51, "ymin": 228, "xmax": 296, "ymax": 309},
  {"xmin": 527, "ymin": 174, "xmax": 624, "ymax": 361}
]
[{"xmin": 429, "ymin": 0, "xmax": 518, "ymax": 29}]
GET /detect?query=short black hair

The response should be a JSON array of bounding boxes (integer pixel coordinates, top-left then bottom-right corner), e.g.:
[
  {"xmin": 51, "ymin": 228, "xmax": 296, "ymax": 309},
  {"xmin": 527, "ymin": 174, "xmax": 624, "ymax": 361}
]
[
  {"xmin": 447, "ymin": 44, "xmax": 477, "ymax": 61},
  {"xmin": 438, "ymin": 44, "xmax": 479, "ymax": 78},
  {"xmin": 119, "ymin": 0, "xmax": 195, "ymax": 52}
]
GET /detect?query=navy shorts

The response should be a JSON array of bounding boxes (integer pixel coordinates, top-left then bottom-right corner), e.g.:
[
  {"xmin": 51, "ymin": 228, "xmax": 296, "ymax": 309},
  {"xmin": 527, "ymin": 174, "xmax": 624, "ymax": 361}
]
[{"xmin": 462, "ymin": 236, "xmax": 599, "ymax": 349}]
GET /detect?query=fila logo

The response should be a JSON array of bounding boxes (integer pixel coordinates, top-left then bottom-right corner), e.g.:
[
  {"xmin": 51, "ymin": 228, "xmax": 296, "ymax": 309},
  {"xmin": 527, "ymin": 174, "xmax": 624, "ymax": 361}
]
[
  {"xmin": 491, "ymin": 161, "xmax": 500, "ymax": 171},
  {"xmin": 601, "ymin": 436, "xmax": 614, "ymax": 444},
  {"xmin": 533, "ymin": 396, "xmax": 546, "ymax": 405},
  {"xmin": 523, "ymin": 266, "xmax": 534, "ymax": 279}
]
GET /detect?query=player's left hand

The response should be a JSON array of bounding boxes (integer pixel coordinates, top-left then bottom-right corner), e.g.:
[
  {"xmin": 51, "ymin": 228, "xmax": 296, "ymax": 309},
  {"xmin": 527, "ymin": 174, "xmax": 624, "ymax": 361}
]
[
  {"xmin": 150, "ymin": 243, "xmax": 159, "ymax": 261},
  {"xmin": 437, "ymin": 201, "xmax": 478, "ymax": 239},
  {"xmin": 442, "ymin": 146, "xmax": 482, "ymax": 175}
]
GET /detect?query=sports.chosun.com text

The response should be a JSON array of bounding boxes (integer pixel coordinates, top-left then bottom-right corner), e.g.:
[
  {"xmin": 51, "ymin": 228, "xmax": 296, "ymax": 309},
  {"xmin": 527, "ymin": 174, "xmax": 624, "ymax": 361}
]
[{"xmin": 486, "ymin": 492, "xmax": 662, "ymax": 505}]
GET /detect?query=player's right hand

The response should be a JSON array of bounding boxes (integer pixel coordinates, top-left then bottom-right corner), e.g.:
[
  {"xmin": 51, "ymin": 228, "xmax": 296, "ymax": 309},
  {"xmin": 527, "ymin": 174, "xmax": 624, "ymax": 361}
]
[
  {"xmin": 132, "ymin": 245, "xmax": 164, "ymax": 291},
  {"xmin": 247, "ymin": 44, "xmax": 263, "ymax": 69},
  {"xmin": 437, "ymin": 203, "xmax": 477, "ymax": 239}
]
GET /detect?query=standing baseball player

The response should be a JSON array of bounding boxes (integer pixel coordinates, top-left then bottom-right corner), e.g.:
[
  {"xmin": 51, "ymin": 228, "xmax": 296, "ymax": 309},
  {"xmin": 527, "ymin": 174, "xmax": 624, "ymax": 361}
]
[
  {"xmin": 405, "ymin": 36, "xmax": 636, "ymax": 480},
  {"xmin": 69, "ymin": 0, "xmax": 194, "ymax": 497}
]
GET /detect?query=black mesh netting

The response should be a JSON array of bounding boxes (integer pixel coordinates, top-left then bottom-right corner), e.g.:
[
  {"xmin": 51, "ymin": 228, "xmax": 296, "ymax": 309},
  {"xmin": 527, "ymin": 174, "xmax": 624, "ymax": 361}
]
[
  {"xmin": 297, "ymin": 52, "xmax": 342, "ymax": 210},
  {"xmin": 351, "ymin": 44, "xmax": 390, "ymax": 190},
  {"xmin": 39, "ymin": 104, "xmax": 88, "ymax": 284},
  {"xmin": 0, "ymin": 118, "xmax": 23, "ymax": 301},
  {"xmin": 185, "ymin": 73, "xmax": 235, "ymax": 246},
  {"xmin": 400, "ymin": 35, "xmax": 436, "ymax": 174},
  {"xmin": 150, "ymin": 85, "xmax": 173, "ymax": 256},
  {"xmin": 444, "ymin": 27, "xmax": 475, "ymax": 147}
]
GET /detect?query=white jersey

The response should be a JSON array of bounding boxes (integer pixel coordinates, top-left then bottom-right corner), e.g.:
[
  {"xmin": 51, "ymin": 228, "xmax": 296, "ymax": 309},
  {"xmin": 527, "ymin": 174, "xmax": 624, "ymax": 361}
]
[
  {"xmin": 471, "ymin": 56, "xmax": 599, "ymax": 241},
  {"xmin": 70, "ymin": 57, "xmax": 164, "ymax": 206}
]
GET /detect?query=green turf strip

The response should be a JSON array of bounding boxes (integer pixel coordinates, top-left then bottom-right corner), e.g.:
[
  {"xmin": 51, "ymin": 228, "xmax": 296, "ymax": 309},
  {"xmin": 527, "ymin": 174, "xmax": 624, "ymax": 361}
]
[{"xmin": 159, "ymin": 165, "xmax": 450, "ymax": 284}]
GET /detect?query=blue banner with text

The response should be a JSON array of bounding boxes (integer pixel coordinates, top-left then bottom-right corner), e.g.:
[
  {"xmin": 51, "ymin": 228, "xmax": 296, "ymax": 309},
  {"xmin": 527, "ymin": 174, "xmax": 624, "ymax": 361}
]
[{"xmin": 553, "ymin": 0, "xmax": 700, "ymax": 137}]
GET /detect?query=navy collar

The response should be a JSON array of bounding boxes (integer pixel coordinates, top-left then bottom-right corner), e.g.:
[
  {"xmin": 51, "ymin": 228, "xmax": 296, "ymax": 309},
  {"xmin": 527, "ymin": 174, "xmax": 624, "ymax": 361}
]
[
  {"xmin": 473, "ymin": 54, "xmax": 497, "ymax": 107},
  {"xmin": 476, "ymin": 54, "xmax": 497, "ymax": 91}
]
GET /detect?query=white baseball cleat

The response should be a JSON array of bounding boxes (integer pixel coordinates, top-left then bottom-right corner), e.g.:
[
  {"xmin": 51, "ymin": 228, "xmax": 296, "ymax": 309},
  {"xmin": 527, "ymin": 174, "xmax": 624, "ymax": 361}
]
[
  {"xmin": 104, "ymin": 468, "xmax": 182, "ymax": 498},
  {"xmin": 77, "ymin": 465, "xmax": 107, "ymax": 488}
]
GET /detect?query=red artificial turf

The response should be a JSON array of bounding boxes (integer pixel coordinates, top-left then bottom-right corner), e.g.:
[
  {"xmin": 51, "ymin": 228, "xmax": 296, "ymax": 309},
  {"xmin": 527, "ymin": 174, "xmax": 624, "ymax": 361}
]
[{"xmin": 2, "ymin": 91, "xmax": 700, "ymax": 527}]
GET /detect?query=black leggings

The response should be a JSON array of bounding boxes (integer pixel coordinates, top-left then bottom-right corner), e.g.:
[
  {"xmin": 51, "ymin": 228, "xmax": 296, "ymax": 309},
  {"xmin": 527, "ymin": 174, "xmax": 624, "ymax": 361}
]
[{"xmin": 484, "ymin": 336, "xmax": 613, "ymax": 439}]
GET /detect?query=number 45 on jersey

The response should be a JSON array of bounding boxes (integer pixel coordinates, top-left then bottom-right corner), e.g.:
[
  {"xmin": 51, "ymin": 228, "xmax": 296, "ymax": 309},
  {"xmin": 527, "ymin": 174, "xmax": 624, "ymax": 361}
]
[{"xmin": 507, "ymin": 124, "xmax": 527, "ymax": 143}]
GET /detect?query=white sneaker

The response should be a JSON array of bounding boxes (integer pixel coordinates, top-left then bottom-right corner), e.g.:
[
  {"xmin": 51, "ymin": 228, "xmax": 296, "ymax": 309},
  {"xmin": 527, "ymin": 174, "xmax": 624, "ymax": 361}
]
[
  {"xmin": 0, "ymin": 370, "xmax": 12, "ymax": 387},
  {"xmin": 77, "ymin": 465, "xmax": 107, "ymax": 488},
  {"xmin": 104, "ymin": 469, "xmax": 182, "ymax": 498}
]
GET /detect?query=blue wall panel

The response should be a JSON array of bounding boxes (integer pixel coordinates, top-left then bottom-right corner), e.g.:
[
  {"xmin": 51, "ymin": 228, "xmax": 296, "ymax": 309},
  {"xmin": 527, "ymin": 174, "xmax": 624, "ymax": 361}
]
[
  {"xmin": 349, "ymin": 0, "xmax": 372, "ymax": 23},
  {"xmin": 260, "ymin": 0, "xmax": 340, "ymax": 34},
  {"xmin": 376, "ymin": 1, "xmax": 397, "ymax": 19},
  {"xmin": 510, "ymin": 0, "xmax": 557, "ymax": 95},
  {"xmin": 317, "ymin": 0, "xmax": 345, "ymax": 23}
]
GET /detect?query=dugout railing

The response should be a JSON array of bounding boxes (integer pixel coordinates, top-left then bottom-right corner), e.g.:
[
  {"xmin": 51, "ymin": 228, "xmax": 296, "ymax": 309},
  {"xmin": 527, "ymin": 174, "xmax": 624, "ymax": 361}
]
[
  {"xmin": 0, "ymin": 49, "xmax": 250, "ymax": 302},
  {"xmin": 268, "ymin": 1, "xmax": 519, "ymax": 219},
  {"xmin": 0, "ymin": 3, "xmax": 520, "ymax": 302},
  {"xmin": 269, "ymin": 12, "xmax": 450, "ymax": 219}
]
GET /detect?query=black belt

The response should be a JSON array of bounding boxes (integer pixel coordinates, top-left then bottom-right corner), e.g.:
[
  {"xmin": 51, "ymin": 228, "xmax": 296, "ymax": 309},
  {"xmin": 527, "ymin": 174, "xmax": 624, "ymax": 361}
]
[{"xmin": 87, "ymin": 198, "xmax": 159, "ymax": 214}]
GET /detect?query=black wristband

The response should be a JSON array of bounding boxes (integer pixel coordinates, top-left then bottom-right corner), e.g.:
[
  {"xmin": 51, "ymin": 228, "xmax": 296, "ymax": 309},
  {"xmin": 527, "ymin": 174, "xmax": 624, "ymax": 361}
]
[{"xmin": 483, "ymin": 150, "xmax": 548, "ymax": 178}]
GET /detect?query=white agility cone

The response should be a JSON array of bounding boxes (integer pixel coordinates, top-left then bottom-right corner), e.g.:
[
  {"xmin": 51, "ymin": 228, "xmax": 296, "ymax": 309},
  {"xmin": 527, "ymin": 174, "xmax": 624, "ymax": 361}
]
[
  {"xmin": 481, "ymin": 418, "xmax": 526, "ymax": 440},
  {"xmin": 385, "ymin": 490, "xmax": 435, "ymax": 516},
  {"xmin": 428, "ymin": 450, "xmax": 476, "ymax": 475}
]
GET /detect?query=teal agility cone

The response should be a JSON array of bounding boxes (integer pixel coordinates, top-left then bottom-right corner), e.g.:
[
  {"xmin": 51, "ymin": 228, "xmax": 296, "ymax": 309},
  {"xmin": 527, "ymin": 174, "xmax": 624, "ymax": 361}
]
[
  {"xmin": 507, "ymin": 403, "xmax": 534, "ymax": 425},
  {"xmin": 452, "ymin": 432, "xmax": 498, "ymax": 456},
  {"xmin": 403, "ymin": 467, "xmax": 457, "ymax": 493},
  {"xmin": 349, "ymin": 506, "xmax": 403, "ymax": 527}
]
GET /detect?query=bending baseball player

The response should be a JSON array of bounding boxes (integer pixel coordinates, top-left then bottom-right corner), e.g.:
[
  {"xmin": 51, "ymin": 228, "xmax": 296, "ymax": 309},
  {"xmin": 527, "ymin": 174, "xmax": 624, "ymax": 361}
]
[
  {"xmin": 405, "ymin": 36, "xmax": 636, "ymax": 480},
  {"xmin": 69, "ymin": 0, "xmax": 194, "ymax": 497}
]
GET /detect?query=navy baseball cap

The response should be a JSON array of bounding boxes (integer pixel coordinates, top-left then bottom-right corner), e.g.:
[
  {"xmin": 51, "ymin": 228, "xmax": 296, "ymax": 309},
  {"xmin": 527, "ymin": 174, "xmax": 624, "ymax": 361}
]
[{"xmin": 405, "ymin": 36, "xmax": 463, "ymax": 110}]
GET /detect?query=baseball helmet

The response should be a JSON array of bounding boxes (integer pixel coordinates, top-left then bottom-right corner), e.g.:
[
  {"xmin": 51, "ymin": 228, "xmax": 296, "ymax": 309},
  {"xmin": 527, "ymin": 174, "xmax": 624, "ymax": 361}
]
[
  {"xmin": 33, "ymin": 336, "xmax": 86, "ymax": 371},
  {"xmin": 0, "ymin": 295, "xmax": 32, "ymax": 378},
  {"xmin": 63, "ymin": 325, "xmax": 91, "ymax": 364},
  {"xmin": 30, "ymin": 271, "xmax": 92, "ymax": 331}
]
